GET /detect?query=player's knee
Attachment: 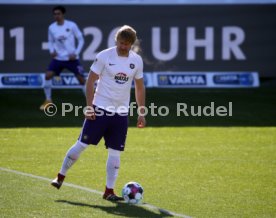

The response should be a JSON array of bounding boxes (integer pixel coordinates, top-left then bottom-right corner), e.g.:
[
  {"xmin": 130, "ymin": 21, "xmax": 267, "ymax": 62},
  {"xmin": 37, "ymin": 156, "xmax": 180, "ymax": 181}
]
[
  {"xmin": 77, "ymin": 76, "xmax": 85, "ymax": 85},
  {"xmin": 108, "ymin": 148, "xmax": 121, "ymax": 157},
  {"xmin": 45, "ymin": 74, "xmax": 52, "ymax": 80},
  {"xmin": 67, "ymin": 141, "xmax": 87, "ymax": 160},
  {"xmin": 45, "ymin": 72, "xmax": 54, "ymax": 80},
  {"xmin": 107, "ymin": 148, "xmax": 121, "ymax": 169}
]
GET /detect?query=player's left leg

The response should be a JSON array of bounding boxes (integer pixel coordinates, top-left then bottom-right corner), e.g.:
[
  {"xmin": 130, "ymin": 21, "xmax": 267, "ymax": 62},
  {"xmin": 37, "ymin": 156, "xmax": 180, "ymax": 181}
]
[
  {"xmin": 76, "ymin": 74, "xmax": 86, "ymax": 94},
  {"xmin": 103, "ymin": 148, "xmax": 124, "ymax": 201},
  {"xmin": 102, "ymin": 113, "xmax": 128, "ymax": 201},
  {"xmin": 66, "ymin": 60, "xmax": 86, "ymax": 95},
  {"xmin": 51, "ymin": 140, "xmax": 87, "ymax": 189}
]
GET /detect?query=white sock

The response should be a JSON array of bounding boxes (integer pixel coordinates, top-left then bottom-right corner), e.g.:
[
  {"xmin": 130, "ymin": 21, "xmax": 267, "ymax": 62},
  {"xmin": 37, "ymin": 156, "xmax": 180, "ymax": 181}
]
[
  {"xmin": 59, "ymin": 141, "xmax": 87, "ymax": 176},
  {"xmin": 44, "ymin": 79, "xmax": 52, "ymax": 101},
  {"xmin": 106, "ymin": 148, "xmax": 121, "ymax": 189}
]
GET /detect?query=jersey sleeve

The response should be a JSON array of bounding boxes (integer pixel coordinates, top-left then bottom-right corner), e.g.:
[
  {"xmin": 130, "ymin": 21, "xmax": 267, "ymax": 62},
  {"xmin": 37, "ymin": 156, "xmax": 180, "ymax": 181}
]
[
  {"xmin": 90, "ymin": 52, "xmax": 106, "ymax": 75},
  {"xmin": 72, "ymin": 22, "xmax": 84, "ymax": 56},
  {"xmin": 134, "ymin": 55, "xmax": 144, "ymax": 79},
  {"xmin": 48, "ymin": 26, "xmax": 55, "ymax": 54}
]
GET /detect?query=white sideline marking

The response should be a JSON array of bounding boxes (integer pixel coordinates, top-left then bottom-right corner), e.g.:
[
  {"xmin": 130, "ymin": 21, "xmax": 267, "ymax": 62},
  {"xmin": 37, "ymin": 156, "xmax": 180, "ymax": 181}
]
[{"xmin": 0, "ymin": 167, "xmax": 191, "ymax": 218}]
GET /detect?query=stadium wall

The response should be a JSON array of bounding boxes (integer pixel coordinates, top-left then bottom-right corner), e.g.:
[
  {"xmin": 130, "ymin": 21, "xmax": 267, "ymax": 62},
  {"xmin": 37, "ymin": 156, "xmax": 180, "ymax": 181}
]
[{"xmin": 0, "ymin": 4, "xmax": 275, "ymax": 78}]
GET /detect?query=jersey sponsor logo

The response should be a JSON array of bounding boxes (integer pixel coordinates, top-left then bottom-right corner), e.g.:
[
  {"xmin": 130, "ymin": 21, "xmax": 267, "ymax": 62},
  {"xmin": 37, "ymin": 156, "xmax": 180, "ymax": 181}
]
[
  {"xmin": 213, "ymin": 73, "xmax": 253, "ymax": 85},
  {"xmin": 114, "ymin": 72, "xmax": 129, "ymax": 84},
  {"xmin": 109, "ymin": 63, "xmax": 116, "ymax": 66},
  {"xmin": 130, "ymin": 63, "xmax": 135, "ymax": 69},
  {"xmin": 57, "ymin": 35, "xmax": 67, "ymax": 43}
]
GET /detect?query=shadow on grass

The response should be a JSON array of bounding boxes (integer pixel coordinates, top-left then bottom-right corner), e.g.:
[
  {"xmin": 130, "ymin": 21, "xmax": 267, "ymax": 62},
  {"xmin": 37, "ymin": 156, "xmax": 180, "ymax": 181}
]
[{"xmin": 55, "ymin": 199, "xmax": 173, "ymax": 217}]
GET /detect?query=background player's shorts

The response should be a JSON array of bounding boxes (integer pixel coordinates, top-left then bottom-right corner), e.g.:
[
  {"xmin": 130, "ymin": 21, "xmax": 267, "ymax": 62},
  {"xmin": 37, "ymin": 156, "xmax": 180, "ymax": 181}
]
[
  {"xmin": 78, "ymin": 106, "xmax": 128, "ymax": 151},
  {"xmin": 47, "ymin": 59, "xmax": 85, "ymax": 76}
]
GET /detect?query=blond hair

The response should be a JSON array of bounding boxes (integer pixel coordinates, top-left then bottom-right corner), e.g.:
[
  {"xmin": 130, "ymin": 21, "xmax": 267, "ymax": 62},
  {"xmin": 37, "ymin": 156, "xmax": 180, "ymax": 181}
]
[{"xmin": 115, "ymin": 25, "xmax": 137, "ymax": 45}]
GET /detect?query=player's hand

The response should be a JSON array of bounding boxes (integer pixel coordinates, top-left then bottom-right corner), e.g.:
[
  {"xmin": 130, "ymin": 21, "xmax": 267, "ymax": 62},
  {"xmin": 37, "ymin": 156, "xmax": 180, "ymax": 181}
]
[
  {"xmin": 51, "ymin": 52, "xmax": 57, "ymax": 58},
  {"xmin": 84, "ymin": 106, "xmax": 96, "ymax": 120},
  {"xmin": 69, "ymin": 54, "xmax": 76, "ymax": 61},
  {"xmin": 137, "ymin": 115, "xmax": 146, "ymax": 128}
]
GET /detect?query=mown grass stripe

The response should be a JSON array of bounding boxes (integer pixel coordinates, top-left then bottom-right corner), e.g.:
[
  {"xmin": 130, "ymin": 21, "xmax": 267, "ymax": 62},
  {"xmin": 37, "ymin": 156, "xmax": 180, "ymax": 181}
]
[{"xmin": 0, "ymin": 167, "xmax": 191, "ymax": 218}]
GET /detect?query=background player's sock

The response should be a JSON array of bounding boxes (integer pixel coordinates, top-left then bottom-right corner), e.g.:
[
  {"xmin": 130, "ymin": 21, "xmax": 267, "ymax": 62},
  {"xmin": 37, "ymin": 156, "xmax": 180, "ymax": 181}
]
[
  {"xmin": 106, "ymin": 148, "xmax": 121, "ymax": 189},
  {"xmin": 60, "ymin": 141, "xmax": 87, "ymax": 176},
  {"xmin": 44, "ymin": 79, "xmax": 52, "ymax": 100}
]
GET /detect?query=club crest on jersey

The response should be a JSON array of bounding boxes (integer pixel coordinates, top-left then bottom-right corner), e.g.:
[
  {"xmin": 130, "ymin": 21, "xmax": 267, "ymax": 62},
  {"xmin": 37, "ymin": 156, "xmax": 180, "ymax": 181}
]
[
  {"xmin": 130, "ymin": 63, "xmax": 135, "ymax": 69},
  {"xmin": 114, "ymin": 72, "xmax": 129, "ymax": 84}
]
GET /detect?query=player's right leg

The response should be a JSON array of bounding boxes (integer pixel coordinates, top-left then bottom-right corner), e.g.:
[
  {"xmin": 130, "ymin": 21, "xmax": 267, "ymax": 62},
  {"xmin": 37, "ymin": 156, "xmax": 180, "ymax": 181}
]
[
  {"xmin": 51, "ymin": 111, "xmax": 107, "ymax": 189},
  {"xmin": 76, "ymin": 74, "xmax": 86, "ymax": 95},
  {"xmin": 40, "ymin": 70, "xmax": 55, "ymax": 110},
  {"xmin": 51, "ymin": 140, "xmax": 88, "ymax": 189},
  {"xmin": 40, "ymin": 59, "xmax": 63, "ymax": 111}
]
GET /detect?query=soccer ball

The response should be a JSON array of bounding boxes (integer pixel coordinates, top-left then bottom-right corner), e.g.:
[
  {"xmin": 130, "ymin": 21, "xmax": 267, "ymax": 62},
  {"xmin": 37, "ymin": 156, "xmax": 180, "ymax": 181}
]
[{"xmin": 122, "ymin": 181, "xmax": 144, "ymax": 204}]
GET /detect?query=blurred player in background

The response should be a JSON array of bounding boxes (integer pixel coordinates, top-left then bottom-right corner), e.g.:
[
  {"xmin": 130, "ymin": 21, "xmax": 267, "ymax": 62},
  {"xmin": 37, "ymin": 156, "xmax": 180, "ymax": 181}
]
[
  {"xmin": 51, "ymin": 25, "xmax": 146, "ymax": 201},
  {"xmin": 40, "ymin": 5, "xmax": 85, "ymax": 110}
]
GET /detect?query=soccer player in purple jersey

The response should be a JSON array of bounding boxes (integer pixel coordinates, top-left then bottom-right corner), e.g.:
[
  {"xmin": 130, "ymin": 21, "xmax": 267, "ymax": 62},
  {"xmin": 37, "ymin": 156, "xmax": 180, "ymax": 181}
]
[
  {"xmin": 40, "ymin": 5, "xmax": 85, "ymax": 110},
  {"xmin": 51, "ymin": 25, "xmax": 146, "ymax": 201}
]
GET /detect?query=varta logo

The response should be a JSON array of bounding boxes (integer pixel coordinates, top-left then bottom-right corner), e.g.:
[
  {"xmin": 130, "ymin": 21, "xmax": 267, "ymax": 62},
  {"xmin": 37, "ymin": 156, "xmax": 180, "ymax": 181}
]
[{"xmin": 158, "ymin": 74, "xmax": 206, "ymax": 86}]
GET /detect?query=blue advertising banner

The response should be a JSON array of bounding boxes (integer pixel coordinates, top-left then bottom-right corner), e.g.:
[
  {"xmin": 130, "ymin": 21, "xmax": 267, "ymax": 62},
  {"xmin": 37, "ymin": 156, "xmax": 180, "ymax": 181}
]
[{"xmin": 0, "ymin": 72, "xmax": 258, "ymax": 88}]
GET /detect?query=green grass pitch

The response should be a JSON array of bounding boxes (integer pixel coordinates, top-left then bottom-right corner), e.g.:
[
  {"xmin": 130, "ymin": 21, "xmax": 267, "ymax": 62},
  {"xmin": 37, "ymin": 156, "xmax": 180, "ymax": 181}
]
[{"xmin": 0, "ymin": 88, "xmax": 276, "ymax": 217}]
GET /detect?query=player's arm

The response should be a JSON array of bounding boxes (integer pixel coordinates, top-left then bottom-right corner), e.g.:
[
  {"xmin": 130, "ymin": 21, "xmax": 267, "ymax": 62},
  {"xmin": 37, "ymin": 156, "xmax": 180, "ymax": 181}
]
[
  {"xmin": 84, "ymin": 71, "xmax": 99, "ymax": 120},
  {"xmin": 48, "ymin": 27, "xmax": 57, "ymax": 58},
  {"xmin": 135, "ymin": 78, "xmax": 146, "ymax": 128},
  {"xmin": 72, "ymin": 23, "xmax": 84, "ymax": 58}
]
